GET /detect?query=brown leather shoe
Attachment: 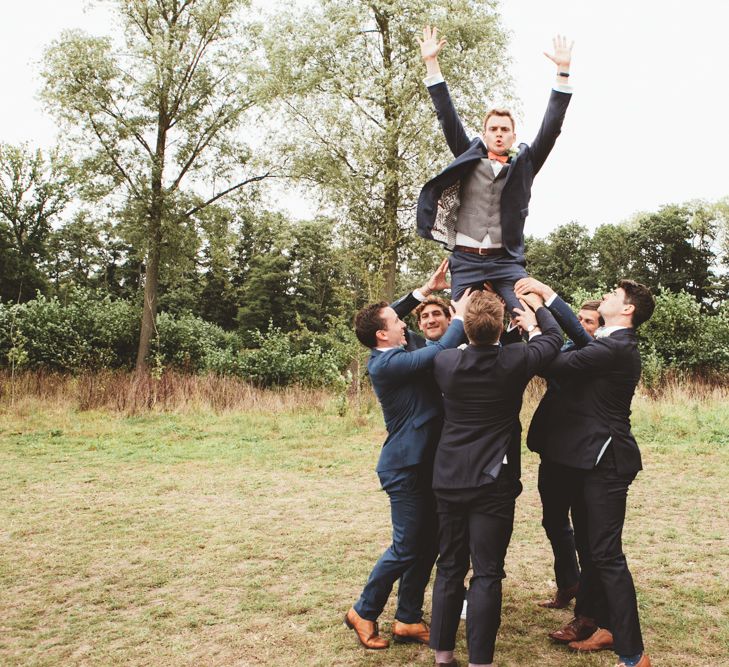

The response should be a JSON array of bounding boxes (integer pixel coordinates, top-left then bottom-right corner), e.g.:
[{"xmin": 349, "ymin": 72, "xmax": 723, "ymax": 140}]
[
  {"xmin": 436, "ymin": 661, "xmax": 459, "ymax": 667},
  {"xmin": 615, "ymin": 654, "xmax": 651, "ymax": 667},
  {"xmin": 392, "ymin": 619, "xmax": 429, "ymax": 645},
  {"xmin": 538, "ymin": 583, "xmax": 579, "ymax": 609},
  {"xmin": 568, "ymin": 627, "xmax": 614, "ymax": 651},
  {"xmin": 548, "ymin": 616, "xmax": 597, "ymax": 643},
  {"xmin": 344, "ymin": 607, "xmax": 389, "ymax": 649}
]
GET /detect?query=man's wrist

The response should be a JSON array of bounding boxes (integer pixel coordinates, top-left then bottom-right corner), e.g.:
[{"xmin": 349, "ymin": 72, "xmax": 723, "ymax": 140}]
[{"xmin": 424, "ymin": 58, "xmax": 441, "ymax": 78}]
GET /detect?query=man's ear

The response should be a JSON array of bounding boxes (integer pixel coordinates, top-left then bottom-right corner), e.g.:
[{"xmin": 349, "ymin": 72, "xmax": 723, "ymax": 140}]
[
  {"xmin": 623, "ymin": 303, "xmax": 636, "ymax": 317},
  {"xmin": 375, "ymin": 329, "xmax": 388, "ymax": 342}
]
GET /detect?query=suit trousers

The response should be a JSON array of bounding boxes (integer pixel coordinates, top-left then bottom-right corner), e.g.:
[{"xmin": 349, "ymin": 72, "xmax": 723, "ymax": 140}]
[
  {"xmin": 537, "ymin": 459, "xmax": 584, "ymax": 590},
  {"xmin": 354, "ymin": 462, "xmax": 438, "ymax": 623},
  {"xmin": 448, "ymin": 250, "xmax": 528, "ymax": 313},
  {"xmin": 429, "ymin": 471, "xmax": 523, "ymax": 664},
  {"xmin": 572, "ymin": 448, "xmax": 643, "ymax": 655}
]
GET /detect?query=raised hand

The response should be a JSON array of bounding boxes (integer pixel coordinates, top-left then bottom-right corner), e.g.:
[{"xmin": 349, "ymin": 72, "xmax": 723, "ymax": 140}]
[
  {"xmin": 451, "ymin": 287, "xmax": 474, "ymax": 319},
  {"xmin": 421, "ymin": 257, "xmax": 451, "ymax": 295},
  {"xmin": 513, "ymin": 300, "xmax": 539, "ymax": 333},
  {"xmin": 520, "ymin": 291, "xmax": 545, "ymax": 311},
  {"xmin": 514, "ymin": 276, "xmax": 554, "ymax": 300},
  {"xmin": 544, "ymin": 34, "xmax": 573, "ymax": 69},
  {"xmin": 418, "ymin": 25, "xmax": 447, "ymax": 61}
]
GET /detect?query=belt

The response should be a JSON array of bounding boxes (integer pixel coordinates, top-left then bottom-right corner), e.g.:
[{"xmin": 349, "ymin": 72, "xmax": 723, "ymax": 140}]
[{"xmin": 453, "ymin": 245, "xmax": 508, "ymax": 257}]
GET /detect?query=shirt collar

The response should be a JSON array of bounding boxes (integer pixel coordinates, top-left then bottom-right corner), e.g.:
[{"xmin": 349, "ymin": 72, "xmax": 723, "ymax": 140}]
[{"xmin": 595, "ymin": 325, "xmax": 628, "ymax": 338}]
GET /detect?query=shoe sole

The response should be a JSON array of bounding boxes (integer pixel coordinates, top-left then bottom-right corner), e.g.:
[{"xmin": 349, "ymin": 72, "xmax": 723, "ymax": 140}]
[
  {"xmin": 392, "ymin": 634, "xmax": 428, "ymax": 645},
  {"xmin": 568, "ymin": 643, "xmax": 614, "ymax": 652},
  {"xmin": 343, "ymin": 614, "xmax": 389, "ymax": 650}
]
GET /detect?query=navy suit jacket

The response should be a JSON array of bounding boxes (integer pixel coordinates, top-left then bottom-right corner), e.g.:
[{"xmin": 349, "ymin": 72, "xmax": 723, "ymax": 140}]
[
  {"xmin": 432, "ymin": 308, "xmax": 563, "ymax": 489},
  {"xmin": 531, "ymin": 328, "xmax": 644, "ymax": 475},
  {"xmin": 528, "ymin": 295, "xmax": 592, "ymax": 452},
  {"xmin": 369, "ymin": 318, "xmax": 465, "ymax": 473},
  {"xmin": 417, "ymin": 83, "xmax": 571, "ymax": 256}
]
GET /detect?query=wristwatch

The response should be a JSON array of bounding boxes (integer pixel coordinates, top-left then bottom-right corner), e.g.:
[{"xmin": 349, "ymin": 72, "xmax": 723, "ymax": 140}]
[{"xmin": 526, "ymin": 324, "xmax": 537, "ymax": 333}]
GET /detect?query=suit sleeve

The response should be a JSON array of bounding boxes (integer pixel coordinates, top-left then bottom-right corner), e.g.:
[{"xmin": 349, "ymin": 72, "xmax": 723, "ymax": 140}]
[
  {"xmin": 548, "ymin": 295, "xmax": 592, "ymax": 349},
  {"xmin": 390, "ymin": 291, "xmax": 421, "ymax": 319},
  {"xmin": 524, "ymin": 308, "xmax": 563, "ymax": 376},
  {"xmin": 528, "ymin": 89, "xmax": 572, "ymax": 175},
  {"xmin": 544, "ymin": 337, "xmax": 617, "ymax": 377},
  {"xmin": 428, "ymin": 82, "xmax": 472, "ymax": 158},
  {"xmin": 379, "ymin": 319, "xmax": 464, "ymax": 377}
]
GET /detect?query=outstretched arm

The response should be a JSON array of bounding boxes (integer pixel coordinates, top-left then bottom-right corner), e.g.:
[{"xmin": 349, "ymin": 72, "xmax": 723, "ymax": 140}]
[
  {"xmin": 418, "ymin": 25, "xmax": 471, "ymax": 156},
  {"xmin": 379, "ymin": 290, "xmax": 474, "ymax": 376},
  {"xmin": 391, "ymin": 257, "xmax": 450, "ymax": 318},
  {"xmin": 529, "ymin": 35, "xmax": 574, "ymax": 173},
  {"xmin": 515, "ymin": 276, "xmax": 592, "ymax": 348}
]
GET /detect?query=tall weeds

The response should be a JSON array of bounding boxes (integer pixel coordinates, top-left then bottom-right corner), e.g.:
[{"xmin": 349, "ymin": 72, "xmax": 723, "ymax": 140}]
[
  {"xmin": 0, "ymin": 370, "xmax": 335, "ymax": 414},
  {"xmin": 0, "ymin": 370, "xmax": 725, "ymax": 416}
]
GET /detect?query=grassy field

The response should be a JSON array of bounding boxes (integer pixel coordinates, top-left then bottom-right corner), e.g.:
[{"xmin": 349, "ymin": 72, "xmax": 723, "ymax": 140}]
[{"xmin": 1, "ymin": 382, "xmax": 728, "ymax": 666}]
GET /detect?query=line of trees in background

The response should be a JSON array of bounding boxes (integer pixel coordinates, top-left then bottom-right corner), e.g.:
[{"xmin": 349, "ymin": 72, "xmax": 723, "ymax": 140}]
[
  {"xmin": 2, "ymin": 195, "xmax": 728, "ymax": 387},
  {"xmin": 1, "ymin": 0, "xmax": 728, "ymax": 389}
]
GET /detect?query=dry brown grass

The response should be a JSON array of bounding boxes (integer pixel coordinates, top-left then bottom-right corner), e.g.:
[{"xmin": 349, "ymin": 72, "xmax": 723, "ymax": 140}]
[
  {"xmin": 0, "ymin": 376, "xmax": 727, "ymax": 666},
  {"xmin": 0, "ymin": 370, "xmax": 335, "ymax": 415}
]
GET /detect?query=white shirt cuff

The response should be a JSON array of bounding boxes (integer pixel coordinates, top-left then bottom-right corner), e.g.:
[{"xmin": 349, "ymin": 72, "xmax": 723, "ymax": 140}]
[
  {"xmin": 424, "ymin": 73, "xmax": 445, "ymax": 87},
  {"xmin": 545, "ymin": 293, "xmax": 558, "ymax": 307},
  {"xmin": 528, "ymin": 330, "xmax": 542, "ymax": 341},
  {"xmin": 412, "ymin": 289, "xmax": 427, "ymax": 302},
  {"xmin": 553, "ymin": 83, "xmax": 573, "ymax": 94}
]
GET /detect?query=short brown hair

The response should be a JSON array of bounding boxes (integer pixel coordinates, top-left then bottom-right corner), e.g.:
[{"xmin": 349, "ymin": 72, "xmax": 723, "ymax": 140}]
[
  {"xmin": 618, "ymin": 279, "xmax": 655, "ymax": 328},
  {"xmin": 464, "ymin": 291, "xmax": 505, "ymax": 346},
  {"xmin": 354, "ymin": 301, "xmax": 388, "ymax": 348},
  {"xmin": 483, "ymin": 108, "xmax": 515, "ymax": 134},
  {"xmin": 415, "ymin": 296, "xmax": 451, "ymax": 322},
  {"xmin": 580, "ymin": 300, "xmax": 605, "ymax": 327}
]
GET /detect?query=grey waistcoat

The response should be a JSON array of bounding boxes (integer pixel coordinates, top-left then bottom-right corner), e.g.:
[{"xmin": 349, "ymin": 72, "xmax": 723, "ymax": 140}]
[{"xmin": 456, "ymin": 159, "xmax": 508, "ymax": 244}]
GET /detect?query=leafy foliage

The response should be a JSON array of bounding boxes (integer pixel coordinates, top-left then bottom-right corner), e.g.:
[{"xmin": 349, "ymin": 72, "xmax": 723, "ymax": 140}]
[
  {"xmin": 0, "ymin": 291, "xmax": 359, "ymax": 388},
  {"xmin": 262, "ymin": 0, "xmax": 511, "ymax": 300}
]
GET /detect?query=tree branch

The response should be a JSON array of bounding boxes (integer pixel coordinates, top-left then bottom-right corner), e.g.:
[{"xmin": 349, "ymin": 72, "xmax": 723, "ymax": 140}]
[{"xmin": 182, "ymin": 172, "xmax": 274, "ymax": 218}]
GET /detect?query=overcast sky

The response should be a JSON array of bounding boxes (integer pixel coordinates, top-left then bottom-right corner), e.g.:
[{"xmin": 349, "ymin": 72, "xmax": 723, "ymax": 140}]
[{"xmin": 1, "ymin": 0, "xmax": 727, "ymax": 237}]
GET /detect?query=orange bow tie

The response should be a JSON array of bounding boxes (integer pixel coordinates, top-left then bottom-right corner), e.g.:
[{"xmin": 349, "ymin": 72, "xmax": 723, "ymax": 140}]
[{"xmin": 488, "ymin": 151, "xmax": 509, "ymax": 164}]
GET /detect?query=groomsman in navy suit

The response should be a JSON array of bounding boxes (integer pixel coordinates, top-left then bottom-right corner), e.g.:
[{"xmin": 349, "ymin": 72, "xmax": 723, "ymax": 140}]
[
  {"xmin": 345, "ymin": 288, "xmax": 473, "ymax": 650},
  {"xmin": 515, "ymin": 277, "xmax": 603, "ymax": 611},
  {"xmin": 526, "ymin": 280, "xmax": 655, "ymax": 667},
  {"xmin": 416, "ymin": 27, "xmax": 574, "ymax": 314}
]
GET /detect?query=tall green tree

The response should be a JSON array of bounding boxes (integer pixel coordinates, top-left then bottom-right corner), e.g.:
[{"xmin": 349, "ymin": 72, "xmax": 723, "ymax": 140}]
[
  {"xmin": 47, "ymin": 211, "xmax": 107, "ymax": 293},
  {"xmin": 632, "ymin": 204, "xmax": 715, "ymax": 301},
  {"xmin": 288, "ymin": 218, "xmax": 352, "ymax": 331},
  {"xmin": 524, "ymin": 222, "xmax": 596, "ymax": 299},
  {"xmin": 263, "ymin": 0, "xmax": 511, "ymax": 301},
  {"xmin": 0, "ymin": 143, "xmax": 73, "ymax": 302},
  {"xmin": 41, "ymin": 0, "xmax": 275, "ymax": 370}
]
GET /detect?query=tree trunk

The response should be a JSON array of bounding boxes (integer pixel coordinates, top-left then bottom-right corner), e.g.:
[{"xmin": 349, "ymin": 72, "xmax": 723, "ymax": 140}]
[
  {"xmin": 135, "ymin": 99, "xmax": 168, "ymax": 371},
  {"xmin": 135, "ymin": 220, "xmax": 162, "ymax": 371},
  {"xmin": 376, "ymin": 8, "xmax": 400, "ymax": 303}
]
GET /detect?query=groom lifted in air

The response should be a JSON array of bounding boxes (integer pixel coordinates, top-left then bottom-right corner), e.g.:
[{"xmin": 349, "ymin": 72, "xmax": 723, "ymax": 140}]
[{"xmin": 416, "ymin": 27, "xmax": 574, "ymax": 314}]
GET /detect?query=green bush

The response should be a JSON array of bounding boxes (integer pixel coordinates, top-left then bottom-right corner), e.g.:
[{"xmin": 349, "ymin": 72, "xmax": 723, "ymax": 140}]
[
  {"xmin": 638, "ymin": 290, "xmax": 729, "ymax": 375},
  {"xmin": 225, "ymin": 324, "xmax": 356, "ymax": 389},
  {"xmin": 0, "ymin": 291, "xmax": 139, "ymax": 371},
  {"xmin": 154, "ymin": 311, "xmax": 238, "ymax": 372}
]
